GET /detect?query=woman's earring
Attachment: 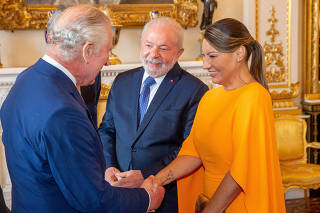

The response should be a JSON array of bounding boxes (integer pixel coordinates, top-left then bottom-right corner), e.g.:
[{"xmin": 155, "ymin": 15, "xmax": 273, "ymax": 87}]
[{"xmin": 237, "ymin": 58, "xmax": 240, "ymax": 62}]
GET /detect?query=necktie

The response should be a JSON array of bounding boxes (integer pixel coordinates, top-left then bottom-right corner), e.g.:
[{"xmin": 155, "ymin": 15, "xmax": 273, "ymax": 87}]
[{"xmin": 139, "ymin": 76, "xmax": 156, "ymax": 124}]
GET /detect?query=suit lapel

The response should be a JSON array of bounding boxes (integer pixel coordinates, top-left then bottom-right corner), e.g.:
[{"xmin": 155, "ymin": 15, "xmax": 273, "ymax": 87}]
[{"xmin": 133, "ymin": 63, "xmax": 182, "ymax": 145}]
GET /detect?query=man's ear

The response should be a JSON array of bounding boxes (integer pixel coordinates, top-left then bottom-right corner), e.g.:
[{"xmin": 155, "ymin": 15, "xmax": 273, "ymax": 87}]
[
  {"xmin": 82, "ymin": 41, "xmax": 94, "ymax": 64},
  {"xmin": 176, "ymin": 48, "xmax": 184, "ymax": 58}
]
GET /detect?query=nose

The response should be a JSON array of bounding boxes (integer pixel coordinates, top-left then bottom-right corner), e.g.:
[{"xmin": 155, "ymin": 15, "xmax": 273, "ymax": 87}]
[
  {"xmin": 149, "ymin": 47, "xmax": 160, "ymax": 58},
  {"xmin": 202, "ymin": 57, "xmax": 210, "ymax": 70},
  {"xmin": 104, "ymin": 59, "xmax": 110, "ymax": 66}
]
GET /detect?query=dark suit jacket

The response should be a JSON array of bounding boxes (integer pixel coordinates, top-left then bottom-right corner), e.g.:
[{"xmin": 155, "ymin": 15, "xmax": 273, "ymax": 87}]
[
  {"xmin": 98, "ymin": 63, "xmax": 208, "ymax": 212},
  {"xmin": 81, "ymin": 73, "xmax": 101, "ymax": 129},
  {"xmin": 0, "ymin": 59, "xmax": 148, "ymax": 213}
]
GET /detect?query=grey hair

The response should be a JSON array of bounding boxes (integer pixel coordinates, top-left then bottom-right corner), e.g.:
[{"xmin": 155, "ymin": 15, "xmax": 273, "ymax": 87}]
[
  {"xmin": 47, "ymin": 6, "xmax": 111, "ymax": 61},
  {"xmin": 141, "ymin": 17, "xmax": 184, "ymax": 49},
  {"xmin": 46, "ymin": 7, "xmax": 65, "ymax": 36}
]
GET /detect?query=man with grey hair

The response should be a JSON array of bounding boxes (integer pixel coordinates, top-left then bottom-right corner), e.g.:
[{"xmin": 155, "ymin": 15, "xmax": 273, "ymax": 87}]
[
  {"xmin": 98, "ymin": 17, "xmax": 208, "ymax": 212},
  {"xmin": 1, "ymin": 5, "xmax": 164, "ymax": 213},
  {"xmin": 46, "ymin": 5, "xmax": 102, "ymax": 129}
]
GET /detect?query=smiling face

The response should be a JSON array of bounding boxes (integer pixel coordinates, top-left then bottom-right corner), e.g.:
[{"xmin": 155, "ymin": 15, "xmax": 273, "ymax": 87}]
[
  {"xmin": 202, "ymin": 39, "xmax": 239, "ymax": 87},
  {"xmin": 140, "ymin": 22, "xmax": 184, "ymax": 78}
]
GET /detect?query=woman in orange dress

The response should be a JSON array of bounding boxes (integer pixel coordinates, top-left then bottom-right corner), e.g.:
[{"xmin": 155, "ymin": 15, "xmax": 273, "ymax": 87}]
[{"xmin": 154, "ymin": 18, "xmax": 286, "ymax": 213}]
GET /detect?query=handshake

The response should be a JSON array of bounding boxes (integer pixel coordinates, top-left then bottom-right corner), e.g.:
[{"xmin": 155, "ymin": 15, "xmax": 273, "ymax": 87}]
[{"xmin": 105, "ymin": 167, "xmax": 165, "ymax": 211}]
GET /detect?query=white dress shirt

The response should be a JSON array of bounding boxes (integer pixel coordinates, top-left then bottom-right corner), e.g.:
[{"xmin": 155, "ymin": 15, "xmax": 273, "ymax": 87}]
[{"xmin": 140, "ymin": 71, "xmax": 166, "ymax": 110}]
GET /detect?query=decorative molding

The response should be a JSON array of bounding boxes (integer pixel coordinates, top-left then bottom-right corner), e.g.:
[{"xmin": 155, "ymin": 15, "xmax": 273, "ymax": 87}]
[
  {"xmin": 256, "ymin": 1, "xmax": 300, "ymax": 115},
  {"xmin": 270, "ymin": 82, "xmax": 299, "ymax": 100},
  {"xmin": 106, "ymin": 4, "xmax": 176, "ymax": 27},
  {"xmin": 0, "ymin": 1, "xmax": 55, "ymax": 30},
  {"xmin": 0, "ymin": 0, "xmax": 198, "ymax": 30},
  {"xmin": 0, "ymin": 61, "xmax": 212, "ymax": 107},
  {"xmin": 264, "ymin": 6, "xmax": 286, "ymax": 83},
  {"xmin": 256, "ymin": 1, "xmax": 292, "ymax": 88}
]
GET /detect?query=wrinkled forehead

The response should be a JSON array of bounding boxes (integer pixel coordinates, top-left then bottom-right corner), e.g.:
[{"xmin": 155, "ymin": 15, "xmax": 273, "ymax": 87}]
[{"xmin": 142, "ymin": 22, "xmax": 180, "ymax": 47}]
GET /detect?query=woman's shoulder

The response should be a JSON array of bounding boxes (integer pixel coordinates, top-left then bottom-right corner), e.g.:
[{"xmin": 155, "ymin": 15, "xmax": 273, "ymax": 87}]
[
  {"xmin": 240, "ymin": 82, "xmax": 271, "ymax": 100},
  {"xmin": 223, "ymin": 82, "xmax": 271, "ymax": 110}
]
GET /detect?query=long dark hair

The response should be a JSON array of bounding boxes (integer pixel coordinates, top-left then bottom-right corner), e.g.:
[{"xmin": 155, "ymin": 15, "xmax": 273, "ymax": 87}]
[{"xmin": 204, "ymin": 18, "xmax": 268, "ymax": 90}]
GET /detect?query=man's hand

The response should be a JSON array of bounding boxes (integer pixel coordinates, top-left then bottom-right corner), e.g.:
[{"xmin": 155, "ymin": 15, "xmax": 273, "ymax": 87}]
[
  {"xmin": 141, "ymin": 176, "xmax": 165, "ymax": 212},
  {"xmin": 104, "ymin": 167, "xmax": 120, "ymax": 185},
  {"xmin": 110, "ymin": 170, "xmax": 144, "ymax": 188}
]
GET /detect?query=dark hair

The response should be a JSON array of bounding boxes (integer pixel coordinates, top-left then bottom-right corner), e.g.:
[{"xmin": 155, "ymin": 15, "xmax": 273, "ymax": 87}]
[{"xmin": 204, "ymin": 18, "xmax": 268, "ymax": 90}]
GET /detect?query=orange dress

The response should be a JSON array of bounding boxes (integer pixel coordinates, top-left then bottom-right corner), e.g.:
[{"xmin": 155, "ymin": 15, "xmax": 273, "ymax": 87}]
[{"xmin": 177, "ymin": 82, "xmax": 286, "ymax": 213}]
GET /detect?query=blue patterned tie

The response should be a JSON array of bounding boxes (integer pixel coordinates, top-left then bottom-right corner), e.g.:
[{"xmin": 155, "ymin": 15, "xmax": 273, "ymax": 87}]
[{"xmin": 139, "ymin": 76, "xmax": 156, "ymax": 124}]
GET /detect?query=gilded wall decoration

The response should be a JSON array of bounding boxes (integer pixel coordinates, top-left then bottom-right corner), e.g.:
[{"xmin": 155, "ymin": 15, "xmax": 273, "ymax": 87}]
[
  {"xmin": 256, "ymin": 0, "xmax": 292, "ymax": 88},
  {"xmin": 256, "ymin": 1, "xmax": 300, "ymax": 115},
  {"xmin": 264, "ymin": 6, "xmax": 286, "ymax": 83},
  {"xmin": 0, "ymin": 0, "xmax": 198, "ymax": 30},
  {"xmin": 0, "ymin": 0, "xmax": 55, "ymax": 30}
]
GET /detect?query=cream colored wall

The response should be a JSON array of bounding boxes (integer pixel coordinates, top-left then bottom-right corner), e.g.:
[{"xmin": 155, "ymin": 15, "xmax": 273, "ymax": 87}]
[{"xmin": 0, "ymin": 0, "xmax": 243, "ymax": 67}]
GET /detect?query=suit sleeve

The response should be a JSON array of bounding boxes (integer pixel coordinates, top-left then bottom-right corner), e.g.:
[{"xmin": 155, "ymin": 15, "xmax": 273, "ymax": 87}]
[
  {"xmin": 141, "ymin": 83, "xmax": 209, "ymax": 178},
  {"xmin": 98, "ymin": 78, "xmax": 119, "ymax": 168},
  {"xmin": 43, "ymin": 107, "xmax": 149, "ymax": 213}
]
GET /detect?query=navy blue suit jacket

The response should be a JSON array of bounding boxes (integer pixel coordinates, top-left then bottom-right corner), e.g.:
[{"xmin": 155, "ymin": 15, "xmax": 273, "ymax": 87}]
[
  {"xmin": 98, "ymin": 63, "xmax": 208, "ymax": 212},
  {"xmin": 0, "ymin": 59, "xmax": 149, "ymax": 213}
]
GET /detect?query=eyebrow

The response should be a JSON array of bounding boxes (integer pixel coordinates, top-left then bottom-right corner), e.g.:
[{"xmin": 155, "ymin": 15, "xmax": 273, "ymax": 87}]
[
  {"xmin": 207, "ymin": 51, "xmax": 219, "ymax": 54},
  {"xmin": 145, "ymin": 40, "xmax": 170, "ymax": 48}
]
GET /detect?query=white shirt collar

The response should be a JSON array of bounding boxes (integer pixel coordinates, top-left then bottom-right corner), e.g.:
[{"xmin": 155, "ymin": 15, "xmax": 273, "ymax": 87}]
[
  {"xmin": 42, "ymin": 54, "xmax": 77, "ymax": 86},
  {"xmin": 141, "ymin": 71, "xmax": 166, "ymax": 86}
]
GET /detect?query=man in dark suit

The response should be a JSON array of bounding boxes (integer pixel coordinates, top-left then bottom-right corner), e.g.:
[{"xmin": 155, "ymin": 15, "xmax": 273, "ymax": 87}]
[
  {"xmin": 98, "ymin": 17, "xmax": 208, "ymax": 212},
  {"xmin": 46, "ymin": 5, "xmax": 101, "ymax": 129},
  {"xmin": 0, "ymin": 5, "xmax": 164, "ymax": 213},
  {"xmin": 81, "ymin": 73, "xmax": 101, "ymax": 128}
]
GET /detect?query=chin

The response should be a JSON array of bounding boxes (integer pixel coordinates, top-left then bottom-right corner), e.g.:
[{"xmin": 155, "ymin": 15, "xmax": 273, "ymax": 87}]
[
  {"xmin": 148, "ymin": 70, "xmax": 168, "ymax": 78},
  {"xmin": 211, "ymin": 78, "xmax": 221, "ymax": 85},
  {"xmin": 146, "ymin": 70, "xmax": 158, "ymax": 77},
  {"xmin": 89, "ymin": 79, "xmax": 95, "ymax": 85}
]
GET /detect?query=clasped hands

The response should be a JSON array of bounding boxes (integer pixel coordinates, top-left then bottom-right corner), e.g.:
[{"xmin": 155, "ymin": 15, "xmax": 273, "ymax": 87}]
[{"xmin": 105, "ymin": 167, "xmax": 164, "ymax": 211}]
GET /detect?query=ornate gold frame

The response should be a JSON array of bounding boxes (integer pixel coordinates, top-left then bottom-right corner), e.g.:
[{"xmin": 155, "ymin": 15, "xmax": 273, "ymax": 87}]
[{"xmin": 0, "ymin": 0, "xmax": 198, "ymax": 30}]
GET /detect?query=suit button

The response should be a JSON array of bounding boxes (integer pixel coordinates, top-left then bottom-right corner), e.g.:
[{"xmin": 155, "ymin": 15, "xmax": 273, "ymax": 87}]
[{"xmin": 131, "ymin": 147, "xmax": 136, "ymax": 152}]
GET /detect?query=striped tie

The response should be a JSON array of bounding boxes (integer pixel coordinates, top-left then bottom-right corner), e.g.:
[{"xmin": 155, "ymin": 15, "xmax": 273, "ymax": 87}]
[{"xmin": 139, "ymin": 76, "xmax": 156, "ymax": 124}]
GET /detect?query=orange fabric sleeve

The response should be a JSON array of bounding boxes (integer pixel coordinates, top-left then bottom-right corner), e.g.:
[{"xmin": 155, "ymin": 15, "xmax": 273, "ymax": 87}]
[
  {"xmin": 177, "ymin": 110, "xmax": 204, "ymax": 213},
  {"xmin": 230, "ymin": 89, "xmax": 285, "ymax": 212}
]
